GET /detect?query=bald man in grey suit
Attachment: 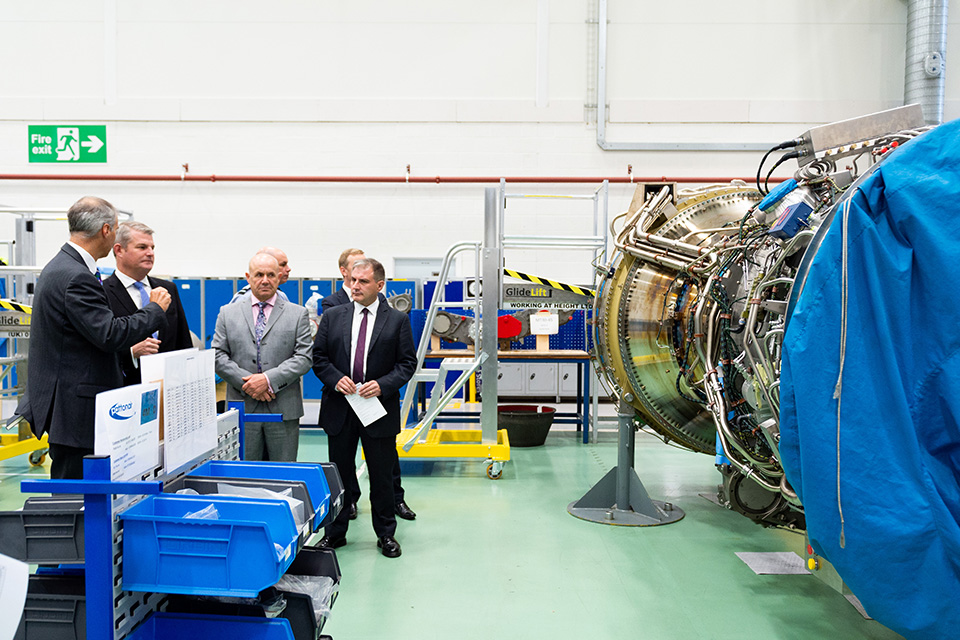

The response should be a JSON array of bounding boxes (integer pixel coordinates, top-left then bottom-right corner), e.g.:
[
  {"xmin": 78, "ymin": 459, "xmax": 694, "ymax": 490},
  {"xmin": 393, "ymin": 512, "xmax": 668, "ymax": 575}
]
[{"xmin": 213, "ymin": 253, "xmax": 312, "ymax": 461}]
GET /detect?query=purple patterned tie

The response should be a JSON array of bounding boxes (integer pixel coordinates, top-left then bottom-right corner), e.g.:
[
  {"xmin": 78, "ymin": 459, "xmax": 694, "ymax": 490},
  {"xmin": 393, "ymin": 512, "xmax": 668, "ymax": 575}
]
[
  {"xmin": 255, "ymin": 301, "xmax": 267, "ymax": 373},
  {"xmin": 352, "ymin": 308, "xmax": 369, "ymax": 383}
]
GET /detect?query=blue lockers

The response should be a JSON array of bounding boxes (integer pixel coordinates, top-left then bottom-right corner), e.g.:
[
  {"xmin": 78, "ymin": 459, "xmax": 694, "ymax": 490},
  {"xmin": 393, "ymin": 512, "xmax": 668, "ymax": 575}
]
[
  {"xmin": 301, "ymin": 280, "xmax": 336, "ymax": 401},
  {"xmin": 204, "ymin": 279, "xmax": 237, "ymax": 347}
]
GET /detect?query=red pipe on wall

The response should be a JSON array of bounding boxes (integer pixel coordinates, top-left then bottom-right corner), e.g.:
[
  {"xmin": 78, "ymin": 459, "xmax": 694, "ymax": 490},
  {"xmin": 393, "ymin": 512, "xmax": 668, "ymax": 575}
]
[{"xmin": 0, "ymin": 173, "xmax": 772, "ymax": 185}]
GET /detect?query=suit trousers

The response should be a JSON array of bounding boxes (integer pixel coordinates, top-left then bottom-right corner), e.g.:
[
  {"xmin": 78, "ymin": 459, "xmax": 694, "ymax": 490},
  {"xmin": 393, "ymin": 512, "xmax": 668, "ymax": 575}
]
[
  {"xmin": 245, "ymin": 418, "xmax": 300, "ymax": 462},
  {"xmin": 326, "ymin": 415, "xmax": 398, "ymax": 540},
  {"xmin": 351, "ymin": 449, "xmax": 406, "ymax": 505},
  {"xmin": 49, "ymin": 442, "xmax": 94, "ymax": 480}
]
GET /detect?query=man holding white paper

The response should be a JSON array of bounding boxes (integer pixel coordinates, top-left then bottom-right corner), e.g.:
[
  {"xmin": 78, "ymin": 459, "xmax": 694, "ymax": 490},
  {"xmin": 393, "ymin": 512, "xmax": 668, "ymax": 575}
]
[{"xmin": 312, "ymin": 258, "xmax": 416, "ymax": 558}]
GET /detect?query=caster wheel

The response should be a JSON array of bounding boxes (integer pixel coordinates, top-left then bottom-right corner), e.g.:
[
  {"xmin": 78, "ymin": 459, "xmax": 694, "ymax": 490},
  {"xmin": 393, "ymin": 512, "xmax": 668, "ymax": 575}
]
[
  {"xmin": 29, "ymin": 449, "xmax": 47, "ymax": 466},
  {"xmin": 486, "ymin": 462, "xmax": 503, "ymax": 480}
]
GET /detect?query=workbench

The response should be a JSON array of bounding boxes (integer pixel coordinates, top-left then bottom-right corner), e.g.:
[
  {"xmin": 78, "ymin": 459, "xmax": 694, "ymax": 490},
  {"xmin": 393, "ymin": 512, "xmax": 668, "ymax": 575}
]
[{"xmin": 423, "ymin": 349, "xmax": 593, "ymax": 443}]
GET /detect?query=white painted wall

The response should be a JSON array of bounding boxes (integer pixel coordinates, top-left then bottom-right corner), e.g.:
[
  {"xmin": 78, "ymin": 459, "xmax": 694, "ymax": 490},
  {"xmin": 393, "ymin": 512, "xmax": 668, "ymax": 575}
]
[{"xmin": 0, "ymin": 0, "xmax": 956, "ymax": 283}]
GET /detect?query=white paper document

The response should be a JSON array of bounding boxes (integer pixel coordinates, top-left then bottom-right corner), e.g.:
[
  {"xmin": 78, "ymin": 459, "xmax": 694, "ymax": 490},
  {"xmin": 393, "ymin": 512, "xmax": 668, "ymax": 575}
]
[
  {"xmin": 140, "ymin": 347, "xmax": 197, "ymax": 385},
  {"xmin": 94, "ymin": 382, "xmax": 161, "ymax": 481},
  {"xmin": 0, "ymin": 552, "xmax": 29, "ymax": 640},
  {"xmin": 345, "ymin": 392, "xmax": 387, "ymax": 427},
  {"xmin": 163, "ymin": 349, "xmax": 218, "ymax": 474}
]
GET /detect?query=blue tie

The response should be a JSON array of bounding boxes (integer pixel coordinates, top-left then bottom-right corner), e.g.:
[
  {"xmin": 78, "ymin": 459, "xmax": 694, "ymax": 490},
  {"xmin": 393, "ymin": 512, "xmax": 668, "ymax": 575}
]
[
  {"xmin": 133, "ymin": 281, "xmax": 159, "ymax": 339},
  {"xmin": 95, "ymin": 268, "xmax": 102, "ymax": 284},
  {"xmin": 255, "ymin": 301, "xmax": 268, "ymax": 373}
]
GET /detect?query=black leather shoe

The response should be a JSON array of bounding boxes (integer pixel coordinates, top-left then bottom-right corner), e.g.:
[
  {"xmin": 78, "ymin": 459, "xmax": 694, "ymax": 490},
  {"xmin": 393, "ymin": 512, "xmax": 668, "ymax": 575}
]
[
  {"xmin": 395, "ymin": 500, "xmax": 416, "ymax": 520},
  {"xmin": 318, "ymin": 535, "xmax": 347, "ymax": 549},
  {"xmin": 377, "ymin": 535, "xmax": 401, "ymax": 558},
  {"xmin": 348, "ymin": 502, "xmax": 358, "ymax": 520}
]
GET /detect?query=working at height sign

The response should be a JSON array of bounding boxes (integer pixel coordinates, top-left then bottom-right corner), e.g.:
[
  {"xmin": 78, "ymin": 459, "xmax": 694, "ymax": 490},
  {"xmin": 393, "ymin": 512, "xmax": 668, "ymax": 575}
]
[{"xmin": 28, "ymin": 125, "xmax": 106, "ymax": 163}]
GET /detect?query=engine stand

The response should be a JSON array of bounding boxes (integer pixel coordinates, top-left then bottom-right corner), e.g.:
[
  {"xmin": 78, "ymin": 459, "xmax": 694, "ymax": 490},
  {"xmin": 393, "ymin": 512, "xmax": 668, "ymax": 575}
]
[{"xmin": 567, "ymin": 399, "xmax": 684, "ymax": 526}]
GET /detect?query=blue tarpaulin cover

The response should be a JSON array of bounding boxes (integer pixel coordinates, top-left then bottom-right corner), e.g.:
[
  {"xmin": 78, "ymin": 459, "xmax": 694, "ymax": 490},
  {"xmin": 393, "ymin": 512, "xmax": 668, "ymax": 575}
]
[{"xmin": 781, "ymin": 118, "xmax": 960, "ymax": 640}]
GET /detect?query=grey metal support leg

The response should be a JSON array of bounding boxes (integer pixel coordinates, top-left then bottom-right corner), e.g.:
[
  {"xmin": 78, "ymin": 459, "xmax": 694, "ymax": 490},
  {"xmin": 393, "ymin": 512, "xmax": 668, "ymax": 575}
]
[{"xmin": 567, "ymin": 399, "xmax": 684, "ymax": 526}]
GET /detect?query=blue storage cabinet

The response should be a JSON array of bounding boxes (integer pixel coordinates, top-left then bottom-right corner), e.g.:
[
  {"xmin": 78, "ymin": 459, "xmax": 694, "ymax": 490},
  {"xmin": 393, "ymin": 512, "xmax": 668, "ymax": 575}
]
[
  {"xmin": 303, "ymin": 279, "xmax": 335, "ymax": 311},
  {"xmin": 119, "ymin": 494, "xmax": 298, "ymax": 597},
  {"xmin": 385, "ymin": 278, "xmax": 418, "ymax": 308},
  {"xmin": 172, "ymin": 278, "xmax": 202, "ymax": 346},
  {"xmin": 234, "ymin": 278, "xmax": 299, "ymax": 305},
  {"xmin": 302, "ymin": 279, "xmax": 335, "ymax": 401},
  {"xmin": 203, "ymin": 279, "xmax": 236, "ymax": 347}
]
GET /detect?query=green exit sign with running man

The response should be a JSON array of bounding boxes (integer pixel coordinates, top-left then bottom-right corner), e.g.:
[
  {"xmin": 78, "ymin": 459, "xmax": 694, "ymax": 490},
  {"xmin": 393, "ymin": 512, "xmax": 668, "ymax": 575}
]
[{"xmin": 28, "ymin": 125, "xmax": 107, "ymax": 163}]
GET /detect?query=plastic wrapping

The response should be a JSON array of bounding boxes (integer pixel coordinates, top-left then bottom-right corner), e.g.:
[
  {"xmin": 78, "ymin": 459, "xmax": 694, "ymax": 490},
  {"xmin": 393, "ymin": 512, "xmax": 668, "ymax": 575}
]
[
  {"xmin": 216, "ymin": 483, "xmax": 305, "ymax": 529},
  {"xmin": 183, "ymin": 503, "xmax": 219, "ymax": 520},
  {"xmin": 274, "ymin": 574, "xmax": 338, "ymax": 624}
]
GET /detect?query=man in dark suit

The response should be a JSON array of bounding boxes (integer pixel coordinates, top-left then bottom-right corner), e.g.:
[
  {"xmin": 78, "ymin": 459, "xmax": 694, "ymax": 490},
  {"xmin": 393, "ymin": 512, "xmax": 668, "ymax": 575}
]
[
  {"xmin": 322, "ymin": 247, "xmax": 416, "ymax": 523},
  {"xmin": 17, "ymin": 196, "xmax": 171, "ymax": 479},
  {"xmin": 103, "ymin": 221, "xmax": 193, "ymax": 385},
  {"xmin": 313, "ymin": 258, "xmax": 416, "ymax": 557},
  {"xmin": 320, "ymin": 247, "xmax": 364, "ymax": 311}
]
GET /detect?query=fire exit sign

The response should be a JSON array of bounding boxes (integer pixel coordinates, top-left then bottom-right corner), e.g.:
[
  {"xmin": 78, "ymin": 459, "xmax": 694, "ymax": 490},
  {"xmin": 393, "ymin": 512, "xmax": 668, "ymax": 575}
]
[{"xmin": 28, "ymin": 125, "xmax": 107, "ymax": 163}]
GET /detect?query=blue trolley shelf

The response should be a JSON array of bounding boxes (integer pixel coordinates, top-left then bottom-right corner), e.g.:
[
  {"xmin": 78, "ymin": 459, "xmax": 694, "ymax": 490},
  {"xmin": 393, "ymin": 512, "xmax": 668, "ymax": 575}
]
[
  {"xmin": 119, "ymin": 494, "xmax": 298, "ymax": 597},
  {"xmin": 127, "ymin": 612, "xmax": 295, "ymax": 640},
  {"xmin": 188, "ymin": 460, "xmax": 331, "ymax": 528}
]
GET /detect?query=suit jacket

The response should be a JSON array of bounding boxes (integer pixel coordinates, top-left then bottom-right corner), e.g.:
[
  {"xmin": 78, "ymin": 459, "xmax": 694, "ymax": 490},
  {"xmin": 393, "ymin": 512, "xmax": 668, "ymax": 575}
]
[
  {"xmin": 312, "ymin": 301, "xmax": 417, "ymax": 438},
  {"xmin": 212, "ymin": 294, "xmax": 313, "ymax": 420},
  {"xmin": 102, "ymin": 273, "xmax": 194, "ymax": 385},
  {"xmin": 321, "ymin": 288, "xmax": 386, "ymax": 312},
  {"xmin": 18, "ymin": 244, "xmax": 165, "ymax": 449},
  {"xmin": 320, "ymin": 287, "xmax": 351, "ymax": 311}
]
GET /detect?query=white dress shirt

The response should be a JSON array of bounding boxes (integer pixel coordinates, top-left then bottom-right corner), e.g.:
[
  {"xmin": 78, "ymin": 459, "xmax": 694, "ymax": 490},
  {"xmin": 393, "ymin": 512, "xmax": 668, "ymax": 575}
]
[
  {"xmin": 350, "ymin": 297, "xmax": 379, "ymax": 382},
  {"xmin": 113, "ymin": 269, "xmax": 152, "ymax": 308},
  {"xmin": 66, "ymin": 241, "xmax": 99, "ymax": 275}
]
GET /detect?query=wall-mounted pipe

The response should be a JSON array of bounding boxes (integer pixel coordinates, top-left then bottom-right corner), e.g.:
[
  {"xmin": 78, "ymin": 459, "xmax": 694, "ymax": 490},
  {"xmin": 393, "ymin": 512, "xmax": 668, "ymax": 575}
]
[
  {"xmin": 0, "ymin": 173, "xmax": 782, "ymax": 185},
  {"xmin": 594, "ymin": 0, "xmax": 773, "ymax": 152},
  {"xmin": 904, "ymin": 0, "xmax": 949, "ymax": 124}
]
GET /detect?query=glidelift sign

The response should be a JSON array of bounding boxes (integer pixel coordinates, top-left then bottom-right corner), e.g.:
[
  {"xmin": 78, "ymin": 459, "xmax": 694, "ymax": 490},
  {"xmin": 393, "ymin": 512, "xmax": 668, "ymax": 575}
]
[{"xmin": 28, "ymin": 125, "xmax": 107, "ymax": 163}]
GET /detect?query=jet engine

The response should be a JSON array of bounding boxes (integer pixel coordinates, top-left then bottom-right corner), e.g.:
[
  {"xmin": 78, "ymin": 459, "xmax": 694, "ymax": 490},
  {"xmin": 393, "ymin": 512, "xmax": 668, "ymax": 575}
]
[{"xmin": 592, "ymin": 105, "xmax": 932, "ymax": 529}]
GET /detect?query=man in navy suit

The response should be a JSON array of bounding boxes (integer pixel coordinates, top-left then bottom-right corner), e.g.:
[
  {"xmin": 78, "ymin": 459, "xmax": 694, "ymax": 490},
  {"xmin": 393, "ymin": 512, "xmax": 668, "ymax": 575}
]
[
  {"xmin": 322, "ymin": 247, "xmax": 416, "ymax": 523},
  {"xmin": 320, "ymin": 247, "xmax": 364, "ymax": 311},
  {"xmin": 103, "ymin": 221, "xmax": 193, "ymax": 385},
  {"xmin": 313, "ymin": 258, "xmax": 416, "ymax": 557},
  {"xmin": 17, "ymin": 197, "xmax": 171, "ymax": 479}
]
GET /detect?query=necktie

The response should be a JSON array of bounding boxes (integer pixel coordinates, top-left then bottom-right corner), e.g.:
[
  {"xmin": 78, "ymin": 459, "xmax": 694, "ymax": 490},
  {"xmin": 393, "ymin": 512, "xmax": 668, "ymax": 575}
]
[
  {"xmin": 255, "ymin": 301, "xmax": 268, "ymax": 373},
  {"xmin": 133, "ymin": 281, "xmax": 159, "ymax": 339},
  {"xmin": 95, "ymin": 268, "xmax": 102, "ymax": 284},
  {"xmin": 352, "ymin": 308, "xmax": 369, "ymax": 383}
]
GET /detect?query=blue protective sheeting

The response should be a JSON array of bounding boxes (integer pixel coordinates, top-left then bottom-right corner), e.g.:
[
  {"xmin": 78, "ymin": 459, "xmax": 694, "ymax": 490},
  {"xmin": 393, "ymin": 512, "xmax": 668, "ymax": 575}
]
[{"xmin": 780, "ymin": 119, "xmax": 960, "ymax": 639}]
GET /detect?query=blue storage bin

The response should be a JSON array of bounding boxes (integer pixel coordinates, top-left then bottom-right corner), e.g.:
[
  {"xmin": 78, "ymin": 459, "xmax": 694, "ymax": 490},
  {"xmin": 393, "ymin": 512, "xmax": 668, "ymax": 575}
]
[
  {"xmin": 189, "ymin": 461, "xmax": 331, "ymax": 529},
  {"xmin": 119, "ymin": 495, "xmax": 298, "ymax": 597},
  {"xmin": 127, "ymin": 612, "xmax": 294, "ymax": 640}
]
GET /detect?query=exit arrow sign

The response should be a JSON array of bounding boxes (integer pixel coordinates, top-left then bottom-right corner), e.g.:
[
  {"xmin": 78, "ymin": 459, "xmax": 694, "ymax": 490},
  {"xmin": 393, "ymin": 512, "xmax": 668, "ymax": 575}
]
[{"xmin": 28, "ymin": 125, "xmax": 107, "ymax": 163}]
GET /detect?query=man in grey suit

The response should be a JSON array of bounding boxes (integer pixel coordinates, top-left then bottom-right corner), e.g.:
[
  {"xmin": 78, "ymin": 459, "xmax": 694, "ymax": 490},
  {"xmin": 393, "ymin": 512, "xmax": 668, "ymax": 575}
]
[
  {"xmin": 212, "ymin": 252, "xmax": 312, "ymax": 461},
  {"xmin": 16, "ymin": 196, "xmax": 171, "ymax": 479}
]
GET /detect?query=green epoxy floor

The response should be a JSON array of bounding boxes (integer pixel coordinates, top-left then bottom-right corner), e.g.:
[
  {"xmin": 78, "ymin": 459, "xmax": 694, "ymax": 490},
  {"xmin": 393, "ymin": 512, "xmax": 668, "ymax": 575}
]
[{"xmin": 0, "ymin": 425, "xmax": 905, "ymax": 640}]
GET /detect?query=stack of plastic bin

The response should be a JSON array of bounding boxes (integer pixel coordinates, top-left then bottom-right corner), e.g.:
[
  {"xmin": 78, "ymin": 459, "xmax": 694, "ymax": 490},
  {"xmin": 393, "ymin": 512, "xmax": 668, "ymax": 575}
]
[
  {"xmin": 0, "ymin": 495, "xmax": 86, "ymax": 640},
  {"xmin": 120, "ymin": 460, "xmax": 344, "ymax": 640}
]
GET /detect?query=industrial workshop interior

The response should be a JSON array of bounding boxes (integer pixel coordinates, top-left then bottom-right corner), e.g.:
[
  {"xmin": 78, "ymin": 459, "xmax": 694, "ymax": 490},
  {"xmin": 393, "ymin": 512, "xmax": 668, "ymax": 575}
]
[{"xmin": 0, "ymin": 2, "xmax": 958, "ymax": 640}]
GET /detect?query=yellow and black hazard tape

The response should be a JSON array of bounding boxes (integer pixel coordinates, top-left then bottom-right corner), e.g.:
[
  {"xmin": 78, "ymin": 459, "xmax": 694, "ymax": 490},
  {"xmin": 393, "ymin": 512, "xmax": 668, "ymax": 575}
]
[
  {"xmin": 503, "ymin": 269, "xmax": 595, "ymax": 297},
  {"xmin": 0, "ymin": 300, "xmax": 31, "ymax": 314}
]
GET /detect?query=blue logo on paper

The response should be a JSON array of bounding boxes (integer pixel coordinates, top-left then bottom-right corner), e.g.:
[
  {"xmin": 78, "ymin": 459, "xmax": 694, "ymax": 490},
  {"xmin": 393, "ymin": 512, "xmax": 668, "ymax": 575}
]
[{"xmin": 109, "ymin": 401, "xmax": 136, "ymax": 421}]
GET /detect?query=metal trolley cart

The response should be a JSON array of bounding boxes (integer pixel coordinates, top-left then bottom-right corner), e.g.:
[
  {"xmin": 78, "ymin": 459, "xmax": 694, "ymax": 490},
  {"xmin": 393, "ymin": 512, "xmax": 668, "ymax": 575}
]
[{"xmin": 6, "ymin": 405, "xmax": 344, "ymax": 640}]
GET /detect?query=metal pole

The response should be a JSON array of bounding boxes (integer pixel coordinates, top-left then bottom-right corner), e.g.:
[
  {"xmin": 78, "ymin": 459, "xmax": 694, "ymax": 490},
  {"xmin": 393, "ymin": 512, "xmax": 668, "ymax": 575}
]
[{"xmin": 481, "ymin": 188, "xmax": 500, "ymax": 443}]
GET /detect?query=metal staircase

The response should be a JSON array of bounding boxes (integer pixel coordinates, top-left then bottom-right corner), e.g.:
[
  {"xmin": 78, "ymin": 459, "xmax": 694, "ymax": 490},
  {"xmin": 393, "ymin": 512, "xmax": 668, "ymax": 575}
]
[{"xmin": 398, "ymin": 241, "xmax": 486, "ymax": 451}]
